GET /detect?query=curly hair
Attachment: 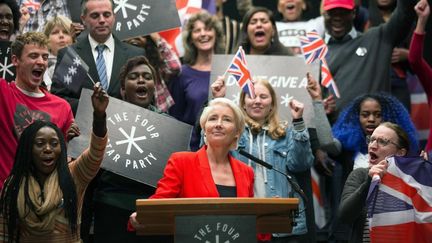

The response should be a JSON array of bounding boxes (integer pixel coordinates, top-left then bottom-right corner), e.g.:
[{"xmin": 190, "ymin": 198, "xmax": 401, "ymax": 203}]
[
  {"xmin": 0, "ymin": 121, "xmax": 78, "ymax": 243},
  {"xmin": 0, "ymin": 0, "xmax": 20, "ymax": 34},
  {"xmin": 11, "ymin": 32, "xmax": 49, "ymax": 58},
  {"xmin": 332, "ymin": 92, "xmax": 419, "ymax": 155},
  {"xmin": 182, "ymin": 10, "xmax": 225, "ymax": 65}
]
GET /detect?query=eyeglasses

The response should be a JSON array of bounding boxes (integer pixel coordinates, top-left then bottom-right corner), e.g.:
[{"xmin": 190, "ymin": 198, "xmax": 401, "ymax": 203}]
[{"xmin": 366, "ymin": 136, "xmax": 400, "ymax": 148}]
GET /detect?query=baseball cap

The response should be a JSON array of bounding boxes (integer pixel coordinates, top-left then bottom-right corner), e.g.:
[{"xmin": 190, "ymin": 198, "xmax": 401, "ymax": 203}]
[{"xmin": 323, "ymin": 0, "xmax": 355, "ymax": 11}]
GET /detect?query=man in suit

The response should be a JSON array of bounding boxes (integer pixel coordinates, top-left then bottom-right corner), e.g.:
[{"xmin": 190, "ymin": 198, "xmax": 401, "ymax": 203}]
[{"xmin": 51, "ymin": 0, "xmax": 145, "ymax": 115}]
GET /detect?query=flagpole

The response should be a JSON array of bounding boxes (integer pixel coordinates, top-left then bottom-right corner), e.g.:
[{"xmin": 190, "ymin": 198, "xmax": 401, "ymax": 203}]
[
  {"xmin": 222, "ymin": 46, "xmax": 243, "ymax": 77},
  {"xmin": 86, "ymin": 73, "xmax": 97, "ymax": 86}
]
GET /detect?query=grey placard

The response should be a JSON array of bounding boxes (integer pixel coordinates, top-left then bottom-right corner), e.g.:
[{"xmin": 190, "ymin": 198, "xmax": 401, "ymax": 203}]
[
  {"xmin": 113, "ymin": 0, "xmax": 180, "ymax": 40},
  {"xmin": 68, "ymin": 89, "xmax": 193, "ymax": 187},
  {"xmin": 211, "ymin": 55, "xmax": 319, "ymax": 127}
]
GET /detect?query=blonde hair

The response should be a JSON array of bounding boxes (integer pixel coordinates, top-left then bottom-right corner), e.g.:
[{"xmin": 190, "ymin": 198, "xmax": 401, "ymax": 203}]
[
  {"xmin": 43, "ymin": 15, "xmax": 73, "ymax": 38},
  {"xmin": 239, "ymin": 79, "xmax": 286, "ymax": 139},
  {"xmin": 200, "ymin": 98, "xmax": 245, "ymax": 149}
]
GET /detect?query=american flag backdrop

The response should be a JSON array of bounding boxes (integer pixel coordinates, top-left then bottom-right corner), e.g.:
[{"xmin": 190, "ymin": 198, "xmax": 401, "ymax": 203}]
[{"xmin": 366, "ymin": 156, "xmax": 432, "ymax": 243}]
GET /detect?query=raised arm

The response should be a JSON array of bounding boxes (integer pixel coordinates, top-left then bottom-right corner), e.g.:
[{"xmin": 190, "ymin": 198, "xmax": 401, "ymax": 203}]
[
  {"xmin": 69, "ymin": 83, "xmax": 109, "ymax": 187},
  {"xmin": 306, "ymin": 73, "xmax": 341, "ymax": 155},
  {"xmin": 409, "ymin": 0, "xmax": 432, "ymax": 98}
]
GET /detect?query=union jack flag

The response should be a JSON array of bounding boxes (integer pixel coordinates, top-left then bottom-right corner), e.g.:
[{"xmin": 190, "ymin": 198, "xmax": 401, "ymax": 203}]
[
  {"xmin": 321, "ymin": 59, "xmax": 340, "ymax": 98},
  {"xmin": 366, "ymin": 156, "xmax": 432, "ymax": 243},
  {"xmin": 299, "ymin": 30, "xmax": 328, "ymax": 64},
  {"xmin": 225, "ymin": 47, "xmax": 255, "ymax": 99}
]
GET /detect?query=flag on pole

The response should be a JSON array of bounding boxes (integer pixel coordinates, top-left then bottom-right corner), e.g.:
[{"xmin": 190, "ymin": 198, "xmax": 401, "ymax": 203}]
[
  {"xmin": 321, "ymin": 59, "xmax": 340, "ymax": 98},
  {"xmin": 225, "ymin": 47, "xmax": 255, "ymax": 99},
  {"xmin": 52, "ymin": 47, "xmax": 89, "ymax": 93},
  {"xmin": 366, "ymin": 156, "xmax": 432, "ymax": 243},
  {"xmin": 299, "ymin": 31, "xmax": 328, "ymax": 64},
  {"xmin": 299, "ymin": 30, "xmax": 340, "ymax": 98}
]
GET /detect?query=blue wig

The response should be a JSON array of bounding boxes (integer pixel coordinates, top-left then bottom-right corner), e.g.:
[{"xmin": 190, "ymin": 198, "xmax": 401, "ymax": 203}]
[{"xmin": 332, "ymin": 93, "xmax": 419, "ymax": 155}]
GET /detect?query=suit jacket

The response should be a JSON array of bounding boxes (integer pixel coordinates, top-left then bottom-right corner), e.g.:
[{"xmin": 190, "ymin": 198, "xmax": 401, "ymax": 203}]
[
  {"xmin": 51, "ymin": 34, "xmax": 145, "ymax": 114},
  {"xmin": 151, "ymin": 146, "xmax": 254, "ymax": 198}
]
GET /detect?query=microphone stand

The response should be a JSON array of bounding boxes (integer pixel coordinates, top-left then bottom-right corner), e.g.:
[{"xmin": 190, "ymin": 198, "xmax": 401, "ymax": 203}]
[{"xmin": 238, "ymin": 149, "xmax": 308, "ymax": 223}]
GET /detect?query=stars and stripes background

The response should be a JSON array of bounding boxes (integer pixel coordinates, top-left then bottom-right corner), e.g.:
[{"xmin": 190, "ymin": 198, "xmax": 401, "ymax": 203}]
[
  {"xmin": 366, "ymin": 156, "xmax": 432, "ymax": 243},
  {"xmin": 225, "ymin": 47, "xmax": 255, "ymax": 99}
]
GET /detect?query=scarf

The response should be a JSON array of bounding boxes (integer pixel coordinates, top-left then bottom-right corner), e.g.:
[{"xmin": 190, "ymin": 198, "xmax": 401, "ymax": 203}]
[{"xmin": 17, "ymin": 170, "xmax": 63, "ymax": 235}]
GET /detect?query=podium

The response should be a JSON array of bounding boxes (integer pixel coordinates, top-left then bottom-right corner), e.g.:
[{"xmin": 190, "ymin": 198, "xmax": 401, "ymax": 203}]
[{"xmin": 136, "ymin": 198, "xmax": 299, "ymax": 242}]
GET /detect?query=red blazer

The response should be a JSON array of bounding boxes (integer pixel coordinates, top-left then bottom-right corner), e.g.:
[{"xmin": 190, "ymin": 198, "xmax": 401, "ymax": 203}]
[{"xmin": 151, "ymin": 146, "xmax": 254, "ymax": 198}]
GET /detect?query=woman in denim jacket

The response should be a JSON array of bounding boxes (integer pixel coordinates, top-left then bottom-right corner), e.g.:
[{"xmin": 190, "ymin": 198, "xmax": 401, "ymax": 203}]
[{"xmin": 213, "ymin": 78, "xmax": 314, "ymax": 242}]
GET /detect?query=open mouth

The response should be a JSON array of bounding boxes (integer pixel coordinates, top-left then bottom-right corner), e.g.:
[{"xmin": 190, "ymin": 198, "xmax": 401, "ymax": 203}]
[
  {"xmin": 32, "ymin": 68, "xmax": 44, "ymax": 78},
  {"xmin": 0, "ymin": 28, "xmax": 10, "ymax": 40},
  {"xmin": 42, "ymin": 158, "xmax": 55, "ymax": 167},
  {"xmin": 365, "ymin": 125, "xmax": 377, "ymax": 134},
  {"xmin": 286, "ymin": 3, "xmax": 295, "ymax": 10},
  {"xmin": 136, "ymin": 86, "xmax": 148, "ymax": 98},
  {"xmin": 254, "ymin": 30, "xmax": 267, "ymax": 43},
  {"xmin": 369, "ymin": 152, "xmax": 379, "ymax": 164}
]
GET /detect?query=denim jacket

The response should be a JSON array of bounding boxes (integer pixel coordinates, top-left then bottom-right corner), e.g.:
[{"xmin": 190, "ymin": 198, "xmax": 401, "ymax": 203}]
[{"xmin": 231, "ymin": 120, "xmax": 314, "ymax": 236}]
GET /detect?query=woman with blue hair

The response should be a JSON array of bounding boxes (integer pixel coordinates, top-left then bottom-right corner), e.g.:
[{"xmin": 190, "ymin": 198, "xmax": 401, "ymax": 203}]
[{"xmin": 332, "ymin": 92, "xmax": 419, "ymax": 170}]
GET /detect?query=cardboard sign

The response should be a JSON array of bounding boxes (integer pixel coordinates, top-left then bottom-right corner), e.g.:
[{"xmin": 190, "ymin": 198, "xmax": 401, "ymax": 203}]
[
  {"xmin": 69, "ymin": 89, "xmax": 193, "ymax": 186},
  {"xmin": 211, "ymin": 55, "xmax": 320, "ymax": 127},
  {"xmin": 113, "ymin": 0, "xmax": 180, "ymax": 40},
  {"xmin": 0, "ymin": 41, "xmax": 15, "ymax": 82}
]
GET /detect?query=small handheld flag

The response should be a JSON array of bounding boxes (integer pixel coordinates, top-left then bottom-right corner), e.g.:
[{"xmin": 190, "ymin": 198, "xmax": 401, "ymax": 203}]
[
  {"xmin": 225, "ymin": 46, "xmax": 255, "ymax": 99},
  {"xmin": 299, "ymin": 30, "xmax": 340, "ymax": 98},
  {"xmin": 52, "ymin": 47, "xmax": 91, "ymax": 93}
]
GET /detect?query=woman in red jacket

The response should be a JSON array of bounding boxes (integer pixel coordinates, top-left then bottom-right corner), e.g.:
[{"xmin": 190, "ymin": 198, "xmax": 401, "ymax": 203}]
[{"xmin": 129, "ymin": 97, "xmax": 254, "ymax": 230}]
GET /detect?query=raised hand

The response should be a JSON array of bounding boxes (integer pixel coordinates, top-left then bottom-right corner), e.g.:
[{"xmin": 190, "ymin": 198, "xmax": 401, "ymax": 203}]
[
  {"xmin": 323, "ymin": 95, "xmax": 336, "ymax": 114},
  {"xmin": 306, "ymin": 72, "xmax": 322, "ymax": 101},
  {"xmin": 211, "ymin": 76, "xmax": 226, "ymax": 98},
  {"xmin": 91, "ymin": 82, "xmax": 109, "ymax": 118},
  {"xmin": 289, "ymin": 99, "xmax": 304, "ymax": 120},
  {"xmin": 415, "ymin": 0, "xmax": 430, "ymax": 34}
]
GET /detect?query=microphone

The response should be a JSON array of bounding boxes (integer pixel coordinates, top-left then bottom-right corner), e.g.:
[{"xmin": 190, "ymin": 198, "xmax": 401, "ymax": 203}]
[{"xmin": 238, "ymin": 149, "xmax": 308, "ymax": 204}]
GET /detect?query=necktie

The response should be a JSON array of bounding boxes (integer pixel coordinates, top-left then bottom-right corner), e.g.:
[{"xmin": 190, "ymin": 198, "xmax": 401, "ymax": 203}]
[{"xmin": 96, "ymin": 44, "xmax": 108, "ymax": 90}]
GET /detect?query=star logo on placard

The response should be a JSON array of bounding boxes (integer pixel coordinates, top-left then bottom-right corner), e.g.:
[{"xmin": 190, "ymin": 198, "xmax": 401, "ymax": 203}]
[
  {"xmin": 280, "ymin": 93, "xmax": 293, "ymax": 107},
  {"xmin": 114, "ymin": 0, "xmax": 137, "ymax": 18},
  {"xmin": 115, "ymin": 126, "xmax": 147, "ymax": 155},
  {"xmin": 0, "ymin": 57, "xmax": 14, "ymax": 78}
]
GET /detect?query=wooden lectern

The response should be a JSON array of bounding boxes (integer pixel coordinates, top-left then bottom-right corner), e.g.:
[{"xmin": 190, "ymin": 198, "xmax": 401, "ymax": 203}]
[{"xmin": 136, "ymin": 197, "xmax": 298, "ymax": 242}]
